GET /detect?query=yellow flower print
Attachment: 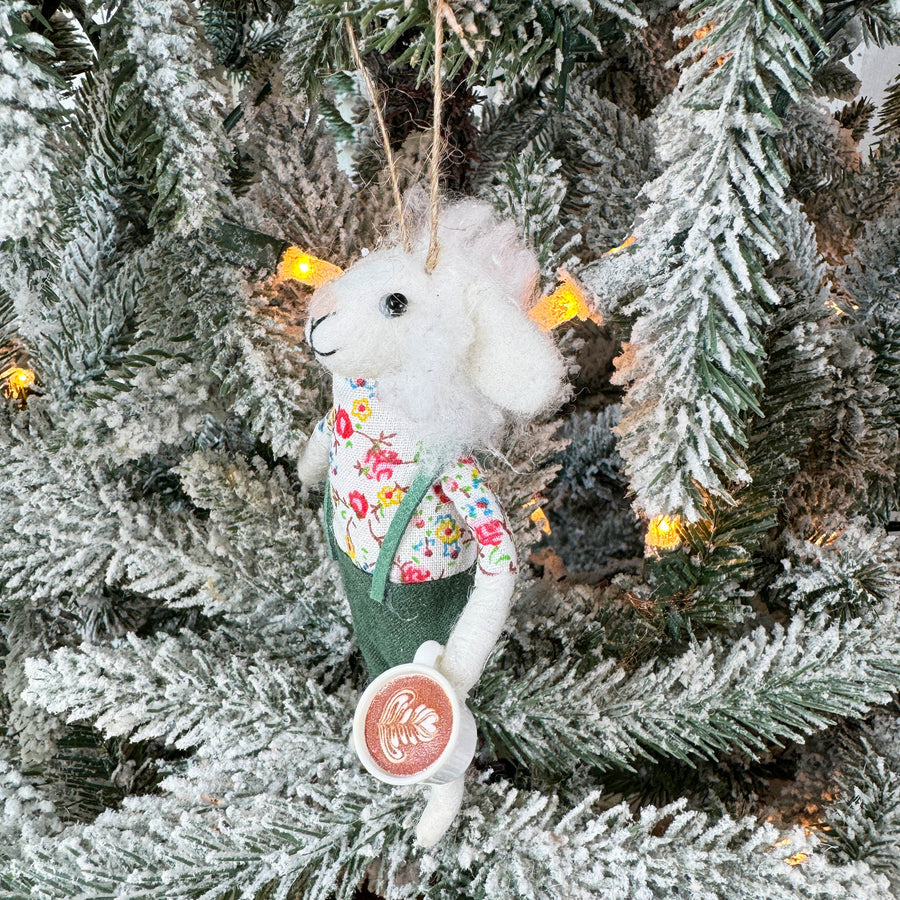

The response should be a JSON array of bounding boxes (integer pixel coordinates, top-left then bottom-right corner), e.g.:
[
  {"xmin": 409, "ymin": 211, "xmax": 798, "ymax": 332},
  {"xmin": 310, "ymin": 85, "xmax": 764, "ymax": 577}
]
[
  {"xmin": 351, "ymin": 398, "xmax": 372, "ymax": 422},
  {"xmin": 435, "ymin": 516, "xmax": 460, "ymax": 544},
  {"xmin": 378, "ymin": 484, "xmax": 405, "ymax": 507}
]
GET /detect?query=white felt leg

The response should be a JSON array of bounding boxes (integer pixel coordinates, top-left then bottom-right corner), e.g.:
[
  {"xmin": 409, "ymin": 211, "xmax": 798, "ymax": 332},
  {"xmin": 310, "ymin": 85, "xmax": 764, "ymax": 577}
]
[
  {"xmin": 415, "ymin": 777, "xmax": 465, "ymax": 849},
  {"xmin": 439, "ymin": 573, "xmax": 515, "ymax": 696}
]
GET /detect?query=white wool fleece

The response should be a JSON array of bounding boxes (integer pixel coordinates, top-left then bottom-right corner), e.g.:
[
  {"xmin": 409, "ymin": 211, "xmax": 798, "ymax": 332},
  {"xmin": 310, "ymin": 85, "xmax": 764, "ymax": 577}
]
[{"xmin": 304, "ymin": 199, "xmax": 565, "ymax": 452}]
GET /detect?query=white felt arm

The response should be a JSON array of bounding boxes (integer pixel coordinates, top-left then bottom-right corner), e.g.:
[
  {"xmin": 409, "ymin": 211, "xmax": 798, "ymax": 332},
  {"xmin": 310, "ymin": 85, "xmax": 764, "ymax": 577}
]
[
  {"xmin": 297, "ymin": 423, "xmax": 331, "ymax": 486},
  {"xmin": 438, "ymin": 571, "xmax": 516, "ymax": 697}
]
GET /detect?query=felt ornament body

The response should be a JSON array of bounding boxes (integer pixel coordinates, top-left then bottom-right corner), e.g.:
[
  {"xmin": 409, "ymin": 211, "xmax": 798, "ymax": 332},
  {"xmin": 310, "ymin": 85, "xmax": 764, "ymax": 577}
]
[{"xmin": 297, "ymin": 199, "xmax": 564, "ymax": 846}]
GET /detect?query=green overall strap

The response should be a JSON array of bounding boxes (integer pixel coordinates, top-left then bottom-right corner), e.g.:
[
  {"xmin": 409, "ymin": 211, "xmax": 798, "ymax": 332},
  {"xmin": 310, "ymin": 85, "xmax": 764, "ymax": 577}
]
[
  {"xmin": 369, "ymin": 459, "xmax": 445, "ymax": 603},
  {"xmin": 322, "ymin": 478, "xmax": 338, "ymax": 560}
]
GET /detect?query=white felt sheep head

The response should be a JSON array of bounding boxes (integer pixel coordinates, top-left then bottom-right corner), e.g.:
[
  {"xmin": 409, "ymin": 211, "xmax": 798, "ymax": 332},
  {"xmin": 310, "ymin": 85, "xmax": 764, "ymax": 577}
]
[{"xmin": 306, "ymin": 199, "xmax": 565, "ymax": 451}]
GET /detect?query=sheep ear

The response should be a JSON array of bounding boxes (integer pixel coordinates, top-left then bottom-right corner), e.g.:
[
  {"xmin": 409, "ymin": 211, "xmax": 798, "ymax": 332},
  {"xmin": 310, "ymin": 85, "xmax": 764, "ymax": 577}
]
[{"xmin": 468, "ymin": 294, "xmax": 565, "ymax": 417}]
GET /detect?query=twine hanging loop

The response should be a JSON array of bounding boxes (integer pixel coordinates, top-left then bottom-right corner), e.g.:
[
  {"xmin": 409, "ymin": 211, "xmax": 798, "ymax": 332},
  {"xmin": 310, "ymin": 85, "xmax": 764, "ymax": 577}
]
[
  {"xmin": 424, "ymin": 0, "xmax": 446, "ymax": 273},
  {"xmin": 343, "ymin": 7, "xmax": 412, "ymax": 253},
  {"xmin": 343, "ymin": 1, "xmax": 447, "ymax": 268}
]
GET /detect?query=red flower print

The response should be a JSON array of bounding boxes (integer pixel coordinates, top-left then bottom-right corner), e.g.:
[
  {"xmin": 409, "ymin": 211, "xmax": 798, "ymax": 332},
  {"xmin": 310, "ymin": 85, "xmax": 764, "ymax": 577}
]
[
  {"xmin": 348, "ymin": 490, "xmax": 368, "ymax": 518},
  {"xmin": 335, "ymin": 408, "xmax": 353, "ymax": 439},
  {"xmin": 433, "ymin": 482, "xmax": 451, "ymax": 504},
  {"xmin": 474, "ymin": 519, "xmax": 505, "ymax": 547},
  {"xmin": 365, "ymin": 447, "xmax": 403, "ymax": 482},
  {"xmin": 459, "ymin": 456, "xmax": 475, "ymax": 465},
  {"xmin": 400, "ymin": 562, "xmax": 430, "ymax": 583},
  {"xmin": 354, "ymin": 378, "xmax": 367, "ymax": 387}
]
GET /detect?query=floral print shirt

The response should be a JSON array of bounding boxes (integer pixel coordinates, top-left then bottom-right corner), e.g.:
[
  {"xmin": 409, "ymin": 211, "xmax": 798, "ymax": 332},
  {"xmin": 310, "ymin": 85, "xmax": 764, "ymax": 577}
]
[{"xmin": 315, "ymin": 377, "xmax": 517, "ymax": 584}]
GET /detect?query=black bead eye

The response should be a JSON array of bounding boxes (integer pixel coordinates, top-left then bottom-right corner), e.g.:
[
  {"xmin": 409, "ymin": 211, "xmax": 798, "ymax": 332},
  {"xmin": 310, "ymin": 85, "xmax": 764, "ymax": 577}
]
[{"xmin": 379, "ymin": 292, "xmax": 408, "ymax": 318}]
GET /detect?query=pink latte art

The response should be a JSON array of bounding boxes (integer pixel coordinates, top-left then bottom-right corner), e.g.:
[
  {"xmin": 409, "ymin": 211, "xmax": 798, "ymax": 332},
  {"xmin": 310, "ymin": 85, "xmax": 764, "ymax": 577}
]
[{"xmin": 364, "ymin": 674, "xmax": 454, "ymax": 777}]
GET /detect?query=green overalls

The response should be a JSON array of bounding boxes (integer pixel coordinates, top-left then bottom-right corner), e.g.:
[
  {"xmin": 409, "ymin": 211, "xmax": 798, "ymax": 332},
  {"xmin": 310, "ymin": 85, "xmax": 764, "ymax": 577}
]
[{"xmin": 324, "ymin": 461, "xmax": 476, "ymax": 678}]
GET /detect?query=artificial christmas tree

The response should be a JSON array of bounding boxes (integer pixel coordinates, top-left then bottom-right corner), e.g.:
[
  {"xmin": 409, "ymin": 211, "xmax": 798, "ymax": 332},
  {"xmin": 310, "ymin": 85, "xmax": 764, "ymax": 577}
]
[{"xmin": 1, "ymin": 0, "xmax": 900, "ymax": 896}]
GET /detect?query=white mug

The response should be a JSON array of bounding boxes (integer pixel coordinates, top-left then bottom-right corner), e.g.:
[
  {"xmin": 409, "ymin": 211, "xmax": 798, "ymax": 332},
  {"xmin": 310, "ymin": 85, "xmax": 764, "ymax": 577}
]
[{"xmin": 353, "ymin": 641, "xmax": 477, "ymax": 786}]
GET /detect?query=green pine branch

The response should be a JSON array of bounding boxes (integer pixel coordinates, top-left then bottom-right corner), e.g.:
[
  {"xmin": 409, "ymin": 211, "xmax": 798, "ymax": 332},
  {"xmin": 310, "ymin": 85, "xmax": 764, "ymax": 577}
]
[
  {"xmin": 14, "ymin": 628, "xmax": 895, "ymax": 900},
  {"xmin": 23, "ymin": 630, "xmax": 351, "ymax": 751},
  {"xmin": 282, "ymin": 0, "xmax": 646, "ymax": 99},
  {"xmin": 487, "ymin": 149, "xmax": 582, "ymax": 276},
  {"xmin": 822, "ymin": 743, "xmax": 900, "ymax": 890},
  {"xmin": 615, "ymin": 208, "xmax": 832, "ymax": 631},
  {"xmin": 396, "ymin": 782, "xmax": 890, "ymax": 900},
  {"xmin": 0, "ymin": 287, "xmax": 16, "ymax": 373},
  {"xmin": 0, "ymin": 1, "xmax": 68, "ymax": 243},
  {"xmin": 0, "ymin": 430, "xmax": 351, "ymax": 671},
  {"xmin": 875, "ymin": 73, "xmax": 900, "ymax": 137},
  {"xmin": 581, "ymin": 0, "xmax": 827, "ymax": 520},
  {"xmin": 475, "ymin": 528, "xmax": 900, "ymax": 777}
]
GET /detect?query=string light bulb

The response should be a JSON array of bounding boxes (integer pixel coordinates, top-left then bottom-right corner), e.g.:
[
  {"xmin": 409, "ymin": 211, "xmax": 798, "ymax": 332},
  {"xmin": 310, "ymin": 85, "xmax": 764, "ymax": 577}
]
[
  {"xmin": 1, "ymin": 366, "xmax": 35, "ymax": 406},
  {"xmin": 522, "ymin": 494, "xmax": 552, "ymax": 535},
  {"xmin": 524, "ymin": 235, "xmax": 634, "ymax": 331},
  {"xmin": 770, "ymin": 836, "xmax": 810, "ymax": 867},
  {"xmin": 276, "ymin": 247, "xmax": 344, "ymax": 287},
  {"xmin": 529, "ymin": 271, "xmax": 599, "ymax": 331},
  {"xmin": 810, "ymin": 528, "xmax": 844, "ymax": 547},
  {"xmin": 645, "ymin": 514, "xmax": 682, "ymax": 550},
  {"xmin": 602, "ymin": 234, "xmax": 636, "ymax": 256},
  {"xmin": 529, "ymin": 506, "xmax": 552, "ymax": 535}
]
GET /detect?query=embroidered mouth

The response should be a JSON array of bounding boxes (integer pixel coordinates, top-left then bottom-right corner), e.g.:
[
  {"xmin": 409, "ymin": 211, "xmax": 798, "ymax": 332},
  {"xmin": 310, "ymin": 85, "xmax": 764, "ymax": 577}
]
[{"xmin": 309, "ymin": 313, "xmax": 339, "ymax": 357}]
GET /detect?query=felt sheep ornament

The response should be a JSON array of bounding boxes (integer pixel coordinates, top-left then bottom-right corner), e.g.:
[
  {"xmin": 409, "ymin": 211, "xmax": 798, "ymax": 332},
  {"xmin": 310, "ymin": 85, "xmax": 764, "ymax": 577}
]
[{"xmin": 296, "ymin": 199, "xmax": 564, "ymax": 847}]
